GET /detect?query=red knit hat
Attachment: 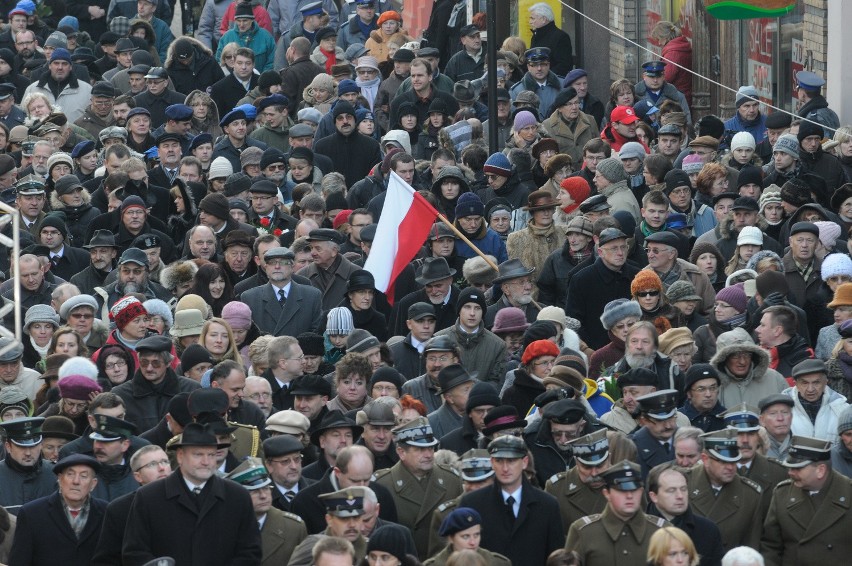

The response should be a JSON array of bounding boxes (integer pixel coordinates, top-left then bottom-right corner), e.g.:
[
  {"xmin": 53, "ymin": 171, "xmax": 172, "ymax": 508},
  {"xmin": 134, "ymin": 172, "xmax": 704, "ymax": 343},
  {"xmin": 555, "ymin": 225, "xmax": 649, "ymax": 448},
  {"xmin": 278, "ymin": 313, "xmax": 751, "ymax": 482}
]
[
  {"xmin": 630, "ymin": 270, "xmax": 663, "ymax": 296},
  {"xmin": 110, "ymin": 296, "xmax": 148, "ymax": 330},
  {"xmin": 377, "ymin": 10, "xmax": 401, "ymax": 25},
  {"xmin": 559, "ymin": 177, "xmax": 591, "ymax": 214},
  {"xmin": 521, "ymin": 339, "xmax": 560, "ymax": 365},
  {"xmin": 332, "ymin": 209, "xmax": 353, "ymax": 230}
]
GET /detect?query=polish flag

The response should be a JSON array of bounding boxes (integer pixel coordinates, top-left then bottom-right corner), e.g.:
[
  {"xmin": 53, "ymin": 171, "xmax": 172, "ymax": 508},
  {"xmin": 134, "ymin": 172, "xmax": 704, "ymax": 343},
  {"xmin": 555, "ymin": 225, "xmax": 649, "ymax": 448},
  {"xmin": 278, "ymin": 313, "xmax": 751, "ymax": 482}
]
[{"xmin": 365, "ymin": 171, "xmax": 438, "ymax": 304}]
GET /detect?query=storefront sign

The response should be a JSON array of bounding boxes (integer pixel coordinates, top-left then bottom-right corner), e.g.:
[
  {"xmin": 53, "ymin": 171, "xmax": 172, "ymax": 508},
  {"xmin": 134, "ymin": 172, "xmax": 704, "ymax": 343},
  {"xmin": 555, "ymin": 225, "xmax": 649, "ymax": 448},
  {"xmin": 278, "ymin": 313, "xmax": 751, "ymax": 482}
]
[
  {"xmin": 746, "ymin": 18, "xmax": 774, "ymax": 103},
  {"xmin": 704, "ymin": 0, "xmax": 796, "ymax": 20}
]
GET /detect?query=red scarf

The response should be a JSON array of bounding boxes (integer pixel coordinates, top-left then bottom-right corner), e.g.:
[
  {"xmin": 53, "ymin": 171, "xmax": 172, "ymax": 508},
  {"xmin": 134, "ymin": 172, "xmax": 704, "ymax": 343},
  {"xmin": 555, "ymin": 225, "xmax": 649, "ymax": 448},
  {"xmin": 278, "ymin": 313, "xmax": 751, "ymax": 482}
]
[{"xmin": 320, "ymin": 48, "xmax": 336, "ymax": 74}]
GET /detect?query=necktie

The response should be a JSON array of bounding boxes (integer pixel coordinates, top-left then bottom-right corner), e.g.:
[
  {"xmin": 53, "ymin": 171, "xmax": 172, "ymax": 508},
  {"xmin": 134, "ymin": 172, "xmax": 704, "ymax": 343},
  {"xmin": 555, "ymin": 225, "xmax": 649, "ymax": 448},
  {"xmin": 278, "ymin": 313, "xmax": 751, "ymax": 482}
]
[
  {"xmin": 284, "ymin": 490, "xmax": 296, "ymax": 503},
  {"xmin": 662, "ymin": 442, "xmax": 670, "ymax": 454},
  {"xmin": 278, "ymin": 288, "xmax": 287, "ymax": 306},
  {"xmin": 506, "ymin": 496, "xmax": 515, "ymax": 520},
  {"xmin": 737, "ymin": 466, "xmax": 748, "ymax": 476},
  {"xmin": 192, "ymin": 486, "xmax": 202, "ymax": 495}
]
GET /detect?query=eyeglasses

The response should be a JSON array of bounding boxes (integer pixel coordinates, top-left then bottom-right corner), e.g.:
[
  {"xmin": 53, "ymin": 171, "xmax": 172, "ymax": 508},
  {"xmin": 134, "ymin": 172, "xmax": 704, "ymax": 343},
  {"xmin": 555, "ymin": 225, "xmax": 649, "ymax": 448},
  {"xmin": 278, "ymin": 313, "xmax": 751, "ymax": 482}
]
[
  {"xmin": 139, "ymin": 358, "xmax": 165, "ymax": 369},
  {"xmin": 69, "ymin": 312, "xmax": 94, "ymax": 320},
  {"xmin": 533, "ymin": 359, "xmax": 555, "ymax": 368},
  {"xmin": 105, "ymin": 361, "xmax": 127, "ymax": 370},
  {"xmin": 635, "ymin": 290, "xmax": 660, "ymax": 298},
  {"xmin": 286, "ymin": 355, "xmax": 305, "ymax": 361},
  {"xmin": 425, "ymin": 355, "xmax": 451, "ymax": 364},
  {"xmin": 248, "ymin": 392, "xmax": 272, "ymax": 400},
  {"xmin": 134, "ymin": 458, "xmax": 170, "ymax": 473},
  {"xmin": 692, "ymin": 384, "xmax": 719, "ymax": 394},
  {"xmin": 268, "ymin": 455, "xmax": 302, "ymax": 466},
  {"xmin": 62, "ymin": 400, "xmax": 88, "ymax": 411},
  {"xmin": 484, "ymin": 174, "xmax": 502, "ymax": 181},
  {"xmin": 551, "ymin": 430, "xmax": 579, "ymax": 439},
  {"xmin": 267, "ymin": 259, "xmax": 293, "ymax": 267},
  {"xmin": 264, "ymin": 164, "xmax": 286, "ymax": 171}
]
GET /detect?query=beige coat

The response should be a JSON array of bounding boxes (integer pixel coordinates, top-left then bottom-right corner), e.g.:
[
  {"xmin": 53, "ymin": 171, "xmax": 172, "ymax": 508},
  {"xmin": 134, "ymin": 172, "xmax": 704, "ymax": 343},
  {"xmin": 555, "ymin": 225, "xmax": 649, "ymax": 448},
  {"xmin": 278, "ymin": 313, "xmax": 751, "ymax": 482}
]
[
  {"xmin": 506, "ymin": 220, "xmax": 566, "ymax": 298},
  {"xmin": 542, "ymin": 109, "xmax": 600, "ymax": 166}
]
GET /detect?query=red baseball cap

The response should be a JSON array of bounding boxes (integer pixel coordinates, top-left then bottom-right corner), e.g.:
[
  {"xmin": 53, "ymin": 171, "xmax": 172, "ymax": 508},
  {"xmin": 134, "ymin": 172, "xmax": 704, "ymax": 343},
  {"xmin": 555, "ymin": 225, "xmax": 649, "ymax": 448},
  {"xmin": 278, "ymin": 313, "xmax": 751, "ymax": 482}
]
[{"xmin": 610, "ymin": 106, "xmax": 639, "ymax": 125}]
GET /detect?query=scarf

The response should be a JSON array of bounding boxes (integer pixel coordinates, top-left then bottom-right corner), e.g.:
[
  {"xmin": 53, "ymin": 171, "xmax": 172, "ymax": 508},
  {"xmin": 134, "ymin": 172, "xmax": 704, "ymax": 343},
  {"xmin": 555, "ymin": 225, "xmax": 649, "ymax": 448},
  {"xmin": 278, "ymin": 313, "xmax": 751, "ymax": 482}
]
[
  {"xmin": 64, "ymin": 496, "xmax": 91, "ymax": 539},
  {"xmin": 720, "ymin": 311, "xmax": 747, "ymax": 328},
  {"xmin": 657, "ymin": 263, "xmax": 682, "ymax": 288},
  {"xmin": 447, "ymin": 0, "xmax": 466, "ymax": 27},
  {"xmin": 640, "ymin": 220, "xmax": 664, "ymax": 237},
  {"xmin": 320, "ymin": 48, "xmax": 336, "ymax": 74},
  {"xmin": 629, "ymin": 172, "xmax": 644, "ymax": 189},
  {"xmin": 838, "ymin": 351, "xmax": 852, "ymax": 384},
  {"xmin": 356, "ymin": 75, "xmax": 381, "ymax": 110},
  {"xmin": 29, "ymin": 336, "xmax": 48, "ymax": 359},
  {"xmin": 571, "ymin": 243, "xmax": 594, "ymax": 263},
  {"xmin": 798, "ymin": 393, "xmax": 822, "ymax": 425}
]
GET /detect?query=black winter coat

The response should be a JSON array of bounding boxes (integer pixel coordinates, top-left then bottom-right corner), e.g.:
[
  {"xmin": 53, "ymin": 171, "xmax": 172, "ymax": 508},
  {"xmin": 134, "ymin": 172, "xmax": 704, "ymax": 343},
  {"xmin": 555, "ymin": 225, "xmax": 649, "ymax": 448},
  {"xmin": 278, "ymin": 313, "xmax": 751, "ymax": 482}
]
[
  {"xmin": 122, "ymin": 471, "xmax": 262, "ymax": 565},
  {"xmin": 566, "ymin": 257, "xmax": 641, "ymax": 349},
  {"xmin": 459, "ymin": 480, "xmax": 565, "ymax": 566},
  {"xmin": 501, "ymin": 368, "xmax": 544, "ymax": 418},
  {"xmin": 290, "ymin": 469, "xmax": 399, "ymax": 534},
  {"xmin": 314, "ymin": 130, "xmax": 382, "ymax": 189},
  {"xmin": 530, "ymin": 20, "xmax": 574, "ymax": 76},
  {"xmin": 9, "ymin": 491, "xmax": 107, "ymax": 566},
  {"xmin": 166, "ymin": 48, "xmax": 225, "ymax": 95},
  {"xmin": 110, "ymin": 369, "xmax": 201, "ymax": 432}
]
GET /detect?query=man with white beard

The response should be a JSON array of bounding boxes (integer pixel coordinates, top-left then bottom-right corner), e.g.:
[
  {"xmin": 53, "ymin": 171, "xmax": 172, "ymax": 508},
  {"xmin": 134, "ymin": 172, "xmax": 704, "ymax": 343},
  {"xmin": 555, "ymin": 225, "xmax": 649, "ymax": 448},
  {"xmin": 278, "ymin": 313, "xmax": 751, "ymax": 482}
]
[
  {"xmin": 606, "ymin": 321, "xmax": 685, "ymax": 400},
  {"xmin": 600, "ymin": 366, "xmax": 691, "ymax": 435},
  {"xmin": 95, "ymin": 248, "xmax": 171, "ymax": 312},
  {"xmin": 484, "ymin": 259, "xmax": 538, "ymax": 327}
]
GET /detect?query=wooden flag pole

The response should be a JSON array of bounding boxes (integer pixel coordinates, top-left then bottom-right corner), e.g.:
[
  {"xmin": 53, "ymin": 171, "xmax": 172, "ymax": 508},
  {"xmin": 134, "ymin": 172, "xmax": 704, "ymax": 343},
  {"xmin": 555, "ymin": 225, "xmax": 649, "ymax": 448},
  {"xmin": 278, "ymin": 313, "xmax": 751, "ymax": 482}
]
[{"xmin": 435, "ymin": 214, "xmax": 542, "ymax": 311}]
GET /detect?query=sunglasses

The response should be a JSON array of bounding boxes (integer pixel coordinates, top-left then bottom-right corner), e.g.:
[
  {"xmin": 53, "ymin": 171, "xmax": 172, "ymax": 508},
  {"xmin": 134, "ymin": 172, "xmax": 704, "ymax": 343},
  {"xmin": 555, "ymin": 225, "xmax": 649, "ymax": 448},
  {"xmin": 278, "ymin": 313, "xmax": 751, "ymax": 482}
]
[{"xmin": 636, "ymin": 290, "xmax": 660, "ymax": 298}]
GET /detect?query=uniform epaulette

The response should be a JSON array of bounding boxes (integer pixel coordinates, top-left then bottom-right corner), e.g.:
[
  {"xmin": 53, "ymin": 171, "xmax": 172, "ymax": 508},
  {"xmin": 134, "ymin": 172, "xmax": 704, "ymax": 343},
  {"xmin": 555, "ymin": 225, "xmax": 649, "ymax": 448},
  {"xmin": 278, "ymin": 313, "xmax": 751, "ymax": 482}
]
[
  {"xmin": 374, "ymin": 468, "xmax": 391, "ymax": 479},
  {"xmin": 646, "ymin": 515, "xmax": 667, "ymax": 527},
  {"xmin": 547, "ymin": 471, "xmax": 567, "ymax": 487},
  {"xmin": 776, "ymin": 478, "xmax": 793, "ymax": 488},
  {"xmin": 437, "ymin": 500, "xmax": 457, "ymax": 513},
  {"xmin": 436, "ymin": 463, "xmax": 458, "ymax": 476},
  {"xmin": 577, "ymin": 514, "xmax": 601, "ymax": 528},
  {"xmin": 740, "ymin": 476, "xmax": 762, "ymax": 493},
  {"xmin": 282, "ymin": 511, "xmax": 304, "ymax": 523},
  {"xmin": 229, "ymin": 421, "xmax": 258, "ymax": 430}
]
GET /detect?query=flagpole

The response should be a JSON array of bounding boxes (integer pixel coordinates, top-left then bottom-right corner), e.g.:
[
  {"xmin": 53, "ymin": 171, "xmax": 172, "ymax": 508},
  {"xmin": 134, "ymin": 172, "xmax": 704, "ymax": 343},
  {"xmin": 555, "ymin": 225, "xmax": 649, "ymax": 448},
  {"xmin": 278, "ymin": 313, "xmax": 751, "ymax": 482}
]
[
  {"xmin": 436, "ymin": 214, "xmax": 500, "ymax": 271},
  {"xmin": 435, "ymin": 214, "xmax": 542, "ymax": 311}
]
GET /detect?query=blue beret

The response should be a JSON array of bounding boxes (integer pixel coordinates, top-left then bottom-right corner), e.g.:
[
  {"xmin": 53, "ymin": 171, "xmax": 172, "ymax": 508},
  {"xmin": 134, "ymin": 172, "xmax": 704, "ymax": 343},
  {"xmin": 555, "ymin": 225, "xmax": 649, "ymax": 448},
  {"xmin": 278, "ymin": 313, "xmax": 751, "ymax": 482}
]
[
  {"xmin": 256, "ymin": 93, "xmax": 289, "ymax": 112},
  {"xmin": 438, "ymin": 507, "xmax": 482, "ymax": 537},
  {"xmin": 220, "ymin": 109, "xmax": 247, "ymax": 127},
  {"xmin": 188, "ymin": 133, "xmax": 213, "ymax": 152},
  {"xmin": 71, "ymin": 140, "xmax": 96, "ymax": 159},
  {"xmin": 234, "ymin": 103, "xmax": 257, "ymax": 120},
  {"xmin": 165, "ymin": 104, "xmax": 193, "ymax": 121}
]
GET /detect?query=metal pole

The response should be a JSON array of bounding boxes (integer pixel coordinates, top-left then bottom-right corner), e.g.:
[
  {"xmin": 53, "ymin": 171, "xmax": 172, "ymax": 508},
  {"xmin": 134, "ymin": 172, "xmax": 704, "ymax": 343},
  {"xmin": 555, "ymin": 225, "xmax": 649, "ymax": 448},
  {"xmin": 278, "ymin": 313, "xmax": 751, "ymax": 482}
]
[{"xmin": 486, "ymin": 0, "xmax": 498, "ymax": 154}]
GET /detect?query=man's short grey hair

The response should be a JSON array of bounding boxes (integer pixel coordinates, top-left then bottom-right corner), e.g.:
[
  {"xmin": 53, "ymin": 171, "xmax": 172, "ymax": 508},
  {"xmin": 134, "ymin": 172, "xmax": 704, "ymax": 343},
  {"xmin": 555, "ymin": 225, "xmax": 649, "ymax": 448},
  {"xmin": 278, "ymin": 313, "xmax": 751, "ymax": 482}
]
[
  {"xmin": 722, "ymin": 546, "xmax": 764, "ymax": 566},
  {"xmin": 245, "ymin": 375, "xmax": 271, "ymax": 390},
  {"xmin": 674, "ymin": 426, "xmax": 704, "ymax": 451},
  {"xmin": 52, "ymin": 283, "xmax": 80, "ymax": 301},
  {"xmin": 129, "ymin": 444, "xmax": 167, "ymax": 472},
  {"xmin": 362, "ymin": 486, "xmax": 378, "ymax": 506},
  {"xmin": 370, "ymin": 396, "xmax": 401, "ymax": 412},
  {"xmin": 529, "ymin": 2, "xmax": 555, "ymax": 21},
  {"xmin": 320, "ymin": 172, "xmax": 347, "ymax": 197},
  {"xmin": 33, "ymin": 140, "xmax": 52, "ymax": 152}
]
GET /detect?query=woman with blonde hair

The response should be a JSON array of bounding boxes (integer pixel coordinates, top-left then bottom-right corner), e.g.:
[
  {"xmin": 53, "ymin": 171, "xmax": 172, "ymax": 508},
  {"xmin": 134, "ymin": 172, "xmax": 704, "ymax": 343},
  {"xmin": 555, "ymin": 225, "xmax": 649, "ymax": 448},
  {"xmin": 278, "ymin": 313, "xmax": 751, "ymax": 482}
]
[
  {"xmin": 219, "ymin": 42, "xmax": 238, "ymax": 75},
  {"xmin": 647, "ymin": 526, "xmax": 699, "ymax": 566},
  {"xmin": 185, "ymin": 90, "xmax": 222, "ymax": 137},
  {"xmin": 827, "ymin": 124, "xmax": 852, "ymax": 182},
  {"xmin": 199, "ymin": 317, "xmax": 244, "ymax": 366}
]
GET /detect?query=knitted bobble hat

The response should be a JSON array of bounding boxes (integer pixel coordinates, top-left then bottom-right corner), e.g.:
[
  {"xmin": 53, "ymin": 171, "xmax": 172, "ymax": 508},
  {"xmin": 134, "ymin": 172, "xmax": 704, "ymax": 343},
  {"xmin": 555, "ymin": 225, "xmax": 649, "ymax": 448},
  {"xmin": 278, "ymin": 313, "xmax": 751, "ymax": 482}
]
[{"xmin": 630, "ymin": 270, "xmax": 663, "ymax": 296}]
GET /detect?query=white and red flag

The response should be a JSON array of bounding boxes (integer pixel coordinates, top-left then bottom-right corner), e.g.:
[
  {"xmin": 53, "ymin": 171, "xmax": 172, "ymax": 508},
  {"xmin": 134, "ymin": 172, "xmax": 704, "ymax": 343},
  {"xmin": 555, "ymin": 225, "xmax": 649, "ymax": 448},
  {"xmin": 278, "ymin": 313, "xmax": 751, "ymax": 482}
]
[{"xmin": 364, "ymin": 170, "xmax": 438, "ymax": 303}]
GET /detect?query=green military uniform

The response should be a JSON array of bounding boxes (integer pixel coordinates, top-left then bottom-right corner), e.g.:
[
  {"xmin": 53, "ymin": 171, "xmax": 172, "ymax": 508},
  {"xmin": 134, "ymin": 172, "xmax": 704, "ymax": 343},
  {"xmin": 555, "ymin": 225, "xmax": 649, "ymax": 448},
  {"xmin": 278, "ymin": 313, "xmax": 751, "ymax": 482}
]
[
  {"xmin": 742, "ymin": 452, "xmax": 788, "ymax": 491},
  {"xmin": 566, "ymin": 459, "xmax": 670, "ymax": 566},
  {"xmin": 375, "ymin": 460, "xmax": 462, "ymax": 560},
  {"xmin": 546, "ymin": 467, "xmax": 608, "ymax": 529},
  {"xmin": 760, "ymin": 433, "xmax": 852, "ymax": 566},
  {"xmin": 566, "ymin": 505, "xmax": 669, "ymax": 566},
  {"xmin": 685, "ymin": 462, "xmax": 763, "ymax": 551},
  {"xmin": 424, "ymin": 545, "xmax": 511, "ymax": 566},
  {"xmin": 224, "ymin": 458, "xmax": 307, "ymax": 565},
  {"xmin": 259, "ymin": 508, "xmax": 307, "ymax": 565},
  {"xmin": 286, "ymin": 487, "xmax": 370, "ymax": 566},
  {"xmin": 375, "ymin": 417, "xmax": 463, "ymax": 560},
  {"xmin": 428, "ymin": 497, "xmax": 460, "ymax": 558}
]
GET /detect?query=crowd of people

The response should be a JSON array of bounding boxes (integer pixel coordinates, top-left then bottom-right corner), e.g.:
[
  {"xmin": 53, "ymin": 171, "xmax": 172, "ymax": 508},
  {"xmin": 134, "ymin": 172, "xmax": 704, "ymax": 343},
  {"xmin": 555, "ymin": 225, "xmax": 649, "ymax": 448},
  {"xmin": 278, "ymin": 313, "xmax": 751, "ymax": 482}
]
[{"xmin": 0, "ymin": 0, "xmax": 849, "ymax": 564}]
